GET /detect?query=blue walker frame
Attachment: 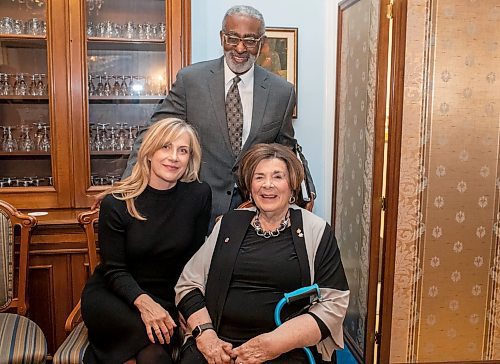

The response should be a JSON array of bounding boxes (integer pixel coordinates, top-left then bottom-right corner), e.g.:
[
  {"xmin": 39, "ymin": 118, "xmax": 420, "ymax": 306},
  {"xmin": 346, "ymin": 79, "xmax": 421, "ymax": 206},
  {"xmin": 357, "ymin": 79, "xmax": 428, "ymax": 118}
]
[{"xmin": 273, "ymin": 284, "xmax": 320, "ymax": 364}]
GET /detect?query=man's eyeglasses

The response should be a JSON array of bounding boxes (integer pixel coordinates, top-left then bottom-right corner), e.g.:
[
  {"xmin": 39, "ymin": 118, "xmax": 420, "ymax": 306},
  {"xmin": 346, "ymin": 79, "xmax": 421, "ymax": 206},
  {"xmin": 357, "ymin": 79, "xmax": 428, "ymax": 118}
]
[{"xmin": 222, "ymin": 32, "xmax": 263, "ymax": 49}]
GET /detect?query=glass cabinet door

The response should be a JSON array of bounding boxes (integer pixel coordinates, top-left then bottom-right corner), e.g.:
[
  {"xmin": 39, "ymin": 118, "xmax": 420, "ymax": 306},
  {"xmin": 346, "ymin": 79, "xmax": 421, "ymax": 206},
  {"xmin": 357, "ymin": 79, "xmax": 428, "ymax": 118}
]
[
  {"xmin": 0, "ymin": 0, "xmax": 72, "ymax": 209},
  {"xmin": 85, "ymin": 0, "xmax": 168, "ymax": 188},
  {"xmin": 0, "ymin": 2, "xmax": 52, "ymax": 190}
]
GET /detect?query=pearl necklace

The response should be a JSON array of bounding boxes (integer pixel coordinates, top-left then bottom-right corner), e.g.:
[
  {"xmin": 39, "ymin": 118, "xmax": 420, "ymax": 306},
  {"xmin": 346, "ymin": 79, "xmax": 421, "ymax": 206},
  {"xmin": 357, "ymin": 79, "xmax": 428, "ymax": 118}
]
[{"xmin": 251, "ymin": 212, "xmax": 290, "ymax": 239}]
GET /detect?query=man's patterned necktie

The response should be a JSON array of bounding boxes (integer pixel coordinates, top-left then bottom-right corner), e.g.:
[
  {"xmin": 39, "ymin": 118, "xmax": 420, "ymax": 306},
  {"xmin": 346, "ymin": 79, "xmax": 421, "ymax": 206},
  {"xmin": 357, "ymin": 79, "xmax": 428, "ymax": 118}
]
[{"xmin": 225, "ymin": 76, "xmax": 243, "ymax": 156}]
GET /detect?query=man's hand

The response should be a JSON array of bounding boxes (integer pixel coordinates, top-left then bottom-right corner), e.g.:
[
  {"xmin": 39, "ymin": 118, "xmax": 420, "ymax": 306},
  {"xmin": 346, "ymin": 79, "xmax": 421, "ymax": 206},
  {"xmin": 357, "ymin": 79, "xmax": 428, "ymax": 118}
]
[
  {"xmin": 196, "ymin": 330, "xmax": 233, "ymax": 364},
  {"xmin": 134, "ymin": 294, "xmax": 177, "ymax": 344},
  {"xmin": 232, "ymin": 333, "xmax": 279, "ymax": 364},
  {"xmin": 304, "ymin": 199, "xmax": 314, "ymax": 212}
]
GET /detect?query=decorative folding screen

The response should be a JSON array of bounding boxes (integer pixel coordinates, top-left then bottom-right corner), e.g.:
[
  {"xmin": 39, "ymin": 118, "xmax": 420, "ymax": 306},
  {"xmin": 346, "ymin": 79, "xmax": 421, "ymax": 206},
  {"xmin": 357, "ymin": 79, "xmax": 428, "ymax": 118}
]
[{"xmin": 390, "ymin": 0, "xmax": 500, "ymax": 361}]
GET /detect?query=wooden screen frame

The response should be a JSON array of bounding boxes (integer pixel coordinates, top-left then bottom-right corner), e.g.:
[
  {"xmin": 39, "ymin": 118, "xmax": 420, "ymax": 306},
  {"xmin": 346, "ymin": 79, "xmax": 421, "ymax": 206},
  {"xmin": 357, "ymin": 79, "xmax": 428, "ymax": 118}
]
[{"xmin": 332, "ymin": 0, "xmax": 390, "ymax": 362}]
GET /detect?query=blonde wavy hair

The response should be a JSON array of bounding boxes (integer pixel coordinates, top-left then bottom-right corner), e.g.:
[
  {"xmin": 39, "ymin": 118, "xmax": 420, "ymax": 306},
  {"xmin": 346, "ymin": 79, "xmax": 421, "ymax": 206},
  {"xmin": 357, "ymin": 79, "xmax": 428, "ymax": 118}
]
[{"xmin": 98, "ymin": 118, "xmax": 202, "ymax": 220}]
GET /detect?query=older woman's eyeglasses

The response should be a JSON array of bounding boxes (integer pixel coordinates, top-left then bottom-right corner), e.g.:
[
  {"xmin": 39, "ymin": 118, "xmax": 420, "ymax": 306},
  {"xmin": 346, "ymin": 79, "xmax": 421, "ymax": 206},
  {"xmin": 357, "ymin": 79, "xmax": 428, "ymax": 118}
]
[{"xmin": 222, "ymin": 32, "xmax": 263, "ymax": 48}]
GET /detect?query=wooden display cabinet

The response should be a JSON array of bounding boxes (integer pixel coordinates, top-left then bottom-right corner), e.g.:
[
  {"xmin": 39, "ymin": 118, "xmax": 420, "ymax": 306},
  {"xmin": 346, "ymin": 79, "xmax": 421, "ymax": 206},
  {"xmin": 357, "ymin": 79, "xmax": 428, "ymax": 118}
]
[
  {"xmin": 1, "ymin": 0, "xmax": 191, "ymax": 355},
  {"xmin": 0, "ymin": 0, "xmax": 190, "ymax": 209}
]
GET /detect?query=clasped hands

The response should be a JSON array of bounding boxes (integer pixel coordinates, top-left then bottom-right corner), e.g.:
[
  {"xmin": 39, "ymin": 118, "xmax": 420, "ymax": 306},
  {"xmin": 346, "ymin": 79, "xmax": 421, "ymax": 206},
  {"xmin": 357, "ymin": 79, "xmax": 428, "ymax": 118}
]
[
  {"xmin": 134, "ymin": 293, "xmax": 177, "ymax": 345},
  {"xmin": 197, "ymin": 331, "xmax": 278, "ymax": 364}
]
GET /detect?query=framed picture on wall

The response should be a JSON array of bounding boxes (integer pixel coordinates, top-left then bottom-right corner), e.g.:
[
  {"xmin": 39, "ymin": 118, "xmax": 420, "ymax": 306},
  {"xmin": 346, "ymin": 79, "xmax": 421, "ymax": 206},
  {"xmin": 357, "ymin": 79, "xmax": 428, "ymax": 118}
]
[{"xmin": 257, "ymin": 27, "xmax": 298, "ymax": 117}]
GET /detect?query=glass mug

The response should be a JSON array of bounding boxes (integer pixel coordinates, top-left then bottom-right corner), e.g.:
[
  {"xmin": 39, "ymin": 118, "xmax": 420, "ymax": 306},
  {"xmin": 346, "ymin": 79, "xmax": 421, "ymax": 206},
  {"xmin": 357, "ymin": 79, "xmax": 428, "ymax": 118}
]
[{"xmin": 26, "ymin": 17, "xmax": 43, "ymax": 35}]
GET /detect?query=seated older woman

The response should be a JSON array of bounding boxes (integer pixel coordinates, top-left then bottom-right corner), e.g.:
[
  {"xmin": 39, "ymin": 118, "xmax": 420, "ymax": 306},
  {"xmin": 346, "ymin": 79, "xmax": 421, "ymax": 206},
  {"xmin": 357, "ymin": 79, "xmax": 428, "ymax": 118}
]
[{"xmin": 175, "ymin": 143, "xmax": 349, "ymax": 364}]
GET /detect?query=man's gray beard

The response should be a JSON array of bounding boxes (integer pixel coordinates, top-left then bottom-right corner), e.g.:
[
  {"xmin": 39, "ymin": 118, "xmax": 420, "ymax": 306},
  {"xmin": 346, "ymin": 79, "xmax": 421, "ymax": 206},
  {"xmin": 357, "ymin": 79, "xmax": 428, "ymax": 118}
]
[{"xmin": 224, "ymin": 50, "xmax": 257, "ymax": 74}]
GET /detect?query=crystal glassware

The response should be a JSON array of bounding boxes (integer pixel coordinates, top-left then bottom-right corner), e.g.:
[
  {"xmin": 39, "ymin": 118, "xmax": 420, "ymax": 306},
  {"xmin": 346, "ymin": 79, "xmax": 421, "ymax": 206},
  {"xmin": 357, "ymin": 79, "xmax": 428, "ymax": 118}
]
[
  {"xmin": 19, "ymin": 125, "xmax": 35, "ymax": 151},
  {"xmin": 26, "ymin": 17, "xmax": 42, "ymax": 35},
  {"xmin": 106, "ymin": 174, "xmax": 120, "ymax": 185},
  {"xmin": 88, "ymin": 74, "xmax": 96, "ymax": 96},
  {"xmin": 36, "ymin": 74, "xmax": 46, "ymax": 96},
  {"xmin": 95, "ymin": 123, "xmax": 110, "ymax": 150},
  {"xmin": 96, "ymin": 75, "xmax": 104, "ymax": 96},
  {"xmin": 125, "ymin": 125, "xmax": 136, "ymax": 150},
  {"xmin": 0, "ymin": 17, "xmax": 14, "ymax": 34},
  {"xmin": 116, "ymin": 122, "xmax": 127, "ymax": 150},
  {"xmin": 111, "ymin": 75, "xmax": 121, "ymax": 96},
  {"xmin": 2, "ymin": 126, "xmax": 18, "ymax": 152},
  {"xmin": 14, "ymin": 73, "xmax": 28, "ymax": 96},
  {"xmin": 0, "ymin": 73, "xmax": 9, "ymax": 95},
  {"xmin": 32, "ymin": 121, "xmax": 47, "ymax": 148},
  {"xmin": 124, "ymin": 21, "xmax": 136, "ymax": 39},
  {"xmin": 38, "ymin": 125, "xmax": 50, "ymax": 152},
  {"xmin": 119, "ymin": 75, "xmax": 129, "ymax": 96},
  {"xmin": 108, "ymin": 125, "xmax": 119, "ymax": 150},
  {"xmin": 103, "ymin": 75, "xmax": 112, "ymax": 96},
  {"xmin": 13, "ymin": 19, "xmax": 24, "ymax": 35},
  {"xmin": 29, "ymin": 74, "xmax": 38, "ymax": 96}
]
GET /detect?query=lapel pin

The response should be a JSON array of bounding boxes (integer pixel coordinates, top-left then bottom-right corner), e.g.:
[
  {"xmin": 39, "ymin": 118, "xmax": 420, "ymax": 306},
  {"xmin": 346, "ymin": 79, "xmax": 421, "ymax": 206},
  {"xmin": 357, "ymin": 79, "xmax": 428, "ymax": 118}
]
[
  {"xmin": 296, "ymin": 229, "xmax": 303, "ymax": 238},
  {"xmin": 224, "ymin": 237, "xmax": 230, "ymax": 243}
]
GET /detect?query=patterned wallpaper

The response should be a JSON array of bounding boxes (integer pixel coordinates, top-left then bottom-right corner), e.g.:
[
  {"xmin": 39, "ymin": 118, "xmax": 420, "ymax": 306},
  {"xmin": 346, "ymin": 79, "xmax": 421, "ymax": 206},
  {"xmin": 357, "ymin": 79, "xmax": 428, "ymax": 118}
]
[
  {"xmin": 335, "ymin": 0, "xmax": 379, "ymax": 355},
  {"xmin": 390, "ymin": 0, "xmax": 500, "ymax": 362}
]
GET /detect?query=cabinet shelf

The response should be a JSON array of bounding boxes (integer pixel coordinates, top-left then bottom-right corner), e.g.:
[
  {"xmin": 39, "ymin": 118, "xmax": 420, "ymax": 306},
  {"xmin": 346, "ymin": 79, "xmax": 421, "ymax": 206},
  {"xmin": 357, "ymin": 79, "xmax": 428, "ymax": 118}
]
[
  {"xmin": 0, "ymin": 37, "xmax": 46, "ymax": 50},
  {"xmin": 0, "ymin": 95, "xmax": 49, "ymax": 103},
  {"xmin": 90, "ymin": 150, "xmax": 131, "ymax": 156},
  {"xmin": 88, "ymin": 95, "xmax": 162, "ymax": 103},
  {"xmin": 0, "ymin": 151, "xmax": 51, "ymax": 157},
  {"xmin": 87, "ymin": 38, "xmax": 165, "ymax": 51},
  {"xmin": 0, "ymin": 186, "xmax": 54, "ymax": 192}
]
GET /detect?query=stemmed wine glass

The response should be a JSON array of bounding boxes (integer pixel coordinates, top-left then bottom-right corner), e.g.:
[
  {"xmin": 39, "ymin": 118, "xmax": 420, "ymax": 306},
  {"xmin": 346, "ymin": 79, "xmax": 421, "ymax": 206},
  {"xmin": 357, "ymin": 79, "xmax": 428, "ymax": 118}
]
[
  {"xmin": 112, "ymin": 76, "xmax": 121, "ymax": 96},
  {"xmin": 116, "ymin": 122, "xmax": 127, "ymax": 150},
  {"xmin": 128, "ymin": 75, "xmax": 135, "ymax": 96},
  {"xmin": 125, "ymin": 125, "xmax": 136, "ymax": 150},
  {"xmin": 32, "ymin": 121, "xmax": 47, "ymax": 148},
  {"xmin": 88, "ymin": 74, "xmax": 96, "ymax": 96},
  {"xmin": 119, "ymin": 75, "xmax": 129, "ymax": 96},
  {"xmin": 96, "ymin": 75, "xmax": 104, "ymax": 96},
  {"xmin": 108, "ymin": 125, "xmax": 119, "ymax": 151},
  {"xmin": 2, "ymin": 126, "xmax": 18, "ymax": 152},
  {"xmin": 0, "ymin": 126, "xmax": 8, "ymax": 148},
  {"xmin": 14, "ymin": 73, "xmax": 28, "ymax": 96},
  {"xmin": 94, "ymin": 123, "xmax": 109, "ymax": 150},
  {"xmin": 0, "ymin": 73, "xmax": 9, "ymax": 95},
  {"xmin": 38, "ymin": 125, "xmax": 50, "ymax": 152},
  {"xmin": 36, "ymin": 74, "xmax": 46, "ymax": 96},
  {"xmin": 29, "ymin": 74, "xmax": 38, "ymax": 96},
  {"xmin": 103, "ymin": 75, "xmax": 112, "ymax": 96},
  {"xmin": 19, "ymin": 125, "xmax": 35, "ymax": 151}
]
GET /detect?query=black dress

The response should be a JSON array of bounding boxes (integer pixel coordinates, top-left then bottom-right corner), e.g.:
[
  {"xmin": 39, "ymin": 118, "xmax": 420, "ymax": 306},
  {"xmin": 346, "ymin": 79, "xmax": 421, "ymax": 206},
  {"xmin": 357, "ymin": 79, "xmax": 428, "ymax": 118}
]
[{"xmin": 81, "ymin": 181, "xmax": 211, "ymax": 364}]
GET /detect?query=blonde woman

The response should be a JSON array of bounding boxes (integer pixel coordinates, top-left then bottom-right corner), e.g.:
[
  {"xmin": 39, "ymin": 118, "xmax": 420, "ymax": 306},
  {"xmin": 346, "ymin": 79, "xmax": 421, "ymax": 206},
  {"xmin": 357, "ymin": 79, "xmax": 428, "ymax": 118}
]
[{"xmin": 82, "ymin": 118, "xmax": 211, "ymax": 364}]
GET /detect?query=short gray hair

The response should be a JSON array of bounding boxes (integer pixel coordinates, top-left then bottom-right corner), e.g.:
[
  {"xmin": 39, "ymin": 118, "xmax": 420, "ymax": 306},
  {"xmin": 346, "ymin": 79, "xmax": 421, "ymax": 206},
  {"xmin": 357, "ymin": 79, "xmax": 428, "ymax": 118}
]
[{"xmin": 222, "ymin": 5, "xmax": 265, "ymax": 36}]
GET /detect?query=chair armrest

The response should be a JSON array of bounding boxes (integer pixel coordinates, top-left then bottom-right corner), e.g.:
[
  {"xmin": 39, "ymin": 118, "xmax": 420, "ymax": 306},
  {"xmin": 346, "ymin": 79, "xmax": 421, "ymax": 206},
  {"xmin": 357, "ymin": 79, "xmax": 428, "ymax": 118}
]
[{"xmin": 65, "ymin": 300, "xmax": 82, "ymax": 333}]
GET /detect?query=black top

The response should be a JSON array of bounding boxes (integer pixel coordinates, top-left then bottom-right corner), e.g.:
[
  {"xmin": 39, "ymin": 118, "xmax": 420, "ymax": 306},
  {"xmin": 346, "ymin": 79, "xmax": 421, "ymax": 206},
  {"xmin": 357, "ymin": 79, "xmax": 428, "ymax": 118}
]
[
  {"xmin": 179, "ymin": 211, "xmax": 330, "ymax": 343},
  {"xmin": 96, "ymin": 181, "xmax": 211, "ymax": 308},
  {"xmin": 218, "ymin": 226, "xmax": 305, "ymax": 342}
]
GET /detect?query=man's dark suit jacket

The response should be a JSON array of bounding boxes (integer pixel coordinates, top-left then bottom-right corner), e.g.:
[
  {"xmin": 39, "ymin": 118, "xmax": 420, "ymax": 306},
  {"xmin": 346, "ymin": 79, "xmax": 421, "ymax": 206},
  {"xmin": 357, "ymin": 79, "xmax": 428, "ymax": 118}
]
[{"xmin": 124, "ymin": 57, "xmax": 314, "ymax": 223}]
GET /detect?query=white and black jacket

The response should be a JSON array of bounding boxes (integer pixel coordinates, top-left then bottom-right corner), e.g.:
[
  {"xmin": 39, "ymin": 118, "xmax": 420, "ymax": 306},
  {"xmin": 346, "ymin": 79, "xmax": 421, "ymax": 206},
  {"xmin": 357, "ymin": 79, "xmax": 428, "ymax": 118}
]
[{"xmin": 175, "ymin": 205, "xmax": 350, "ymax": 361}]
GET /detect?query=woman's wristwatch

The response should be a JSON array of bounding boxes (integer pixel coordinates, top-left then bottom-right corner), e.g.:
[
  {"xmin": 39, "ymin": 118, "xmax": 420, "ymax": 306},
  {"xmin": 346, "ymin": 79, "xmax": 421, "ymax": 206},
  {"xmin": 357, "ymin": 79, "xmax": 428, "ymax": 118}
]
[{"xmin": 192, "ymin": 323, "xmax": 214, "ymax": 339}]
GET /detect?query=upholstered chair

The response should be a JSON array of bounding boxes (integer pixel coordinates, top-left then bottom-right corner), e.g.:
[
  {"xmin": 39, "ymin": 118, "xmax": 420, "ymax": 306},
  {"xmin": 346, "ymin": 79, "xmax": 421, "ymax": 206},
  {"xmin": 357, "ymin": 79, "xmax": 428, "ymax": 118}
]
[
  {"xmin": 53, "ymin": 209, "xmax": 99, "ymax": 364},
  {"xmin": 0, "ymin": 199, "xmax": 47, "ymax": 363}
]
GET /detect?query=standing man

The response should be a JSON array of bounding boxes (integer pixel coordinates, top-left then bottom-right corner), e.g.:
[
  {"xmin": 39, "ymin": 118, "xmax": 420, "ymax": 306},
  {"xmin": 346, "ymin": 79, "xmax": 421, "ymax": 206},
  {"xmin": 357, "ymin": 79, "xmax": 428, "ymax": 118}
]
[{"xmin": 123, "ymin": 5, "xmax": 315, "ymax": 225}]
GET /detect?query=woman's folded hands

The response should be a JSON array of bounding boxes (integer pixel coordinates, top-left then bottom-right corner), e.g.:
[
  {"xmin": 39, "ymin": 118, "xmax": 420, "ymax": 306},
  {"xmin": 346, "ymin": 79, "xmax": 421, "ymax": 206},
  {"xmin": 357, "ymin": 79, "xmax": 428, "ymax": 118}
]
[{"xmin": 196, "ymin": 330, "xmax": 233, "ymax": 364}]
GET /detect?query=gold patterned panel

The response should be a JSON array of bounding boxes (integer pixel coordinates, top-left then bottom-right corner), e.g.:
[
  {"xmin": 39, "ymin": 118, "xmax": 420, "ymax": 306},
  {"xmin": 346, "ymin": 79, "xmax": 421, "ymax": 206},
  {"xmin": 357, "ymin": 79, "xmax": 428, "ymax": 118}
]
[
  {"xmin": 335, "ymin": 0, "xmax": 380, "ymax": 355},
  {"xmin": 391, "ymin": 0, "xmax": 500, "ymax": 361}
]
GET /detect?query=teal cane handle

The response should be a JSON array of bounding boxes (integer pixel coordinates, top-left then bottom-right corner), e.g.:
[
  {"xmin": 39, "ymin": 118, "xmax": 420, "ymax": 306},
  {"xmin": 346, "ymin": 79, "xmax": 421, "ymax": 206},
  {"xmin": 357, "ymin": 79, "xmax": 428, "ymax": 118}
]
[{"xmin": 274, "ymin": 284, "xmax": 320, "ymax": 364}]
